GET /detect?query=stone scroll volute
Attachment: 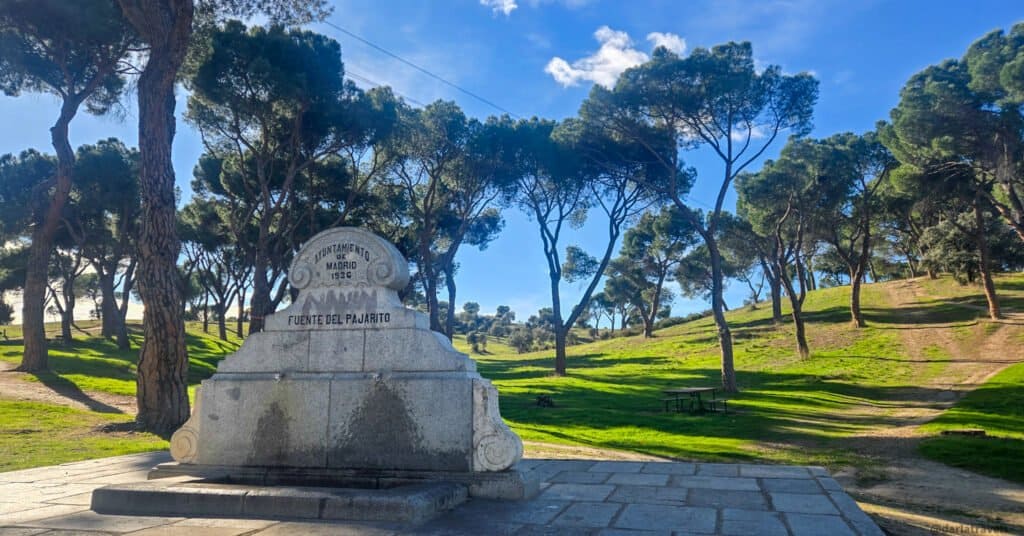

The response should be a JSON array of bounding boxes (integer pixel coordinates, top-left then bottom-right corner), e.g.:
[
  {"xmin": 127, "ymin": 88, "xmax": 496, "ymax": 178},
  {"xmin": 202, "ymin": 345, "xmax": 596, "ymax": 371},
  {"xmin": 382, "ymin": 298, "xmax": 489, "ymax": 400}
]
[{"xmin": 288, "ymin": 227, "xmax": 410, "ymax": 293}]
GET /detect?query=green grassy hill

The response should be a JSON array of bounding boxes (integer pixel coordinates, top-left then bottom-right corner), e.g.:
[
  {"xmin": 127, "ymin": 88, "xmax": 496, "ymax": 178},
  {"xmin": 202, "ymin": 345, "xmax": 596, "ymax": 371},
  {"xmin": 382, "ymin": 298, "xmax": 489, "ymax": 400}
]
[
  {"xmin": 458, "ymin": 274, "xmax": 1024, "ymax": 481},
  {"xmin": 2, "ymin": 275, "xmax": 1022, "ymax": 481}
]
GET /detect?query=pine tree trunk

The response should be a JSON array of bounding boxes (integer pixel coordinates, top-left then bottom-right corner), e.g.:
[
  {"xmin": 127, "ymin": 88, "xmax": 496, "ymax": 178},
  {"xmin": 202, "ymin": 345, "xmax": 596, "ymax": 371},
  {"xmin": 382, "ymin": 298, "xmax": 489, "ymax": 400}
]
[
  {"xmin": 19, "ymin": 244, "xmax": 50, "ymax": 371},
  {"xmin": 762, "ymin": 260, "xmax": 783, "ymax": 324},
  {"xmin": 116, "ymin": 322, "xmax": 130, "ymax": 351},
  {"xmin": 709, "ymin": 239, "xmax": 737, "ymax": 392},
  {"xmin": 424, "ymin": 270, "xmax": 442, "ymax": 334},
  {"xmin": 554, "ymin": 328, "xmax": 567, "ymax": 376},
  {"xmin": 100, "ymin": 270, "xmax": 120, "ymax": 338},
  {"xmin": 770, "ymin": 277, "xmax": 783, "ymax": 324},
  {"xmin": 248, "ymin": 257, "xmax": 269, "ymax": 334},
  {"xmin": 850, "ymin": 267, "xmax": 865, "ymax": 328},
  {"xmin": 780, "ymin": 271, "xmax": 810, "ymax": 358},
  {"xmin": 236, "ymin": 289, "xmax": 246, "ymax": 339},
  {"xmin": 550, "ymin": 270, "xmax": 567, "ymax": 376},
  {"xmin": 202, "ymin": 292, "xmax": 209, "ymax": 333},
  {"xmin": 125, "ymin": 0, "xmax": 194, "ymax": 437},
  {"xmin": 115, "ymin": 259, "xmax": 135, "ymax": 351},
  {"xmin": 444, "ymin": 268, "xmax": 456, "ymax": 340},
  {"xmin": 218, "ymin": 303, "xmax": 228, "ymax": 341},
  {"xmin": 793, "ymin": 309, "xmax": 809, "ymax": 359},
  {"xmin": 974, "ymin": 203, "xmax": 1001, "ymax": 320},
  {"xmin": 116, "ymin": 285, "xmax": 131, "ymax": 351},
  {"xmin": 60, "ymin": 282, "xmax": 74, "ymax": 343},
  {"xmin": 18, "ymin": 103, "xmax": 79, "ymax": 371}
]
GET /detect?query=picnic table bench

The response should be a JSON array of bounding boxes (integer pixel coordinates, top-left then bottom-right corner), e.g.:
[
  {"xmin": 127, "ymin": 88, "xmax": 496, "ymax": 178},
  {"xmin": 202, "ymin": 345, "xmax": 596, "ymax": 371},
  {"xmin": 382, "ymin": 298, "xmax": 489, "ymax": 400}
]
[{"xmin": 661, "ymin": 387, "xmax": 728, "ymax": 414}]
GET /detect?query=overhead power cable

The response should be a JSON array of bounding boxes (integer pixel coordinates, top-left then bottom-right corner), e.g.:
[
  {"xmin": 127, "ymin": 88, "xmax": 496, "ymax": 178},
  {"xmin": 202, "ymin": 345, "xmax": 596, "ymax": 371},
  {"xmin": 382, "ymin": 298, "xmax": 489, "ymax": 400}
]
[
  {"xmin": 346, "ymin": 68, "xmax": 428, "ymax": 108},
  {"xmin": 321, "ymin": 20, "xmax": 520, "ymax": 119}
]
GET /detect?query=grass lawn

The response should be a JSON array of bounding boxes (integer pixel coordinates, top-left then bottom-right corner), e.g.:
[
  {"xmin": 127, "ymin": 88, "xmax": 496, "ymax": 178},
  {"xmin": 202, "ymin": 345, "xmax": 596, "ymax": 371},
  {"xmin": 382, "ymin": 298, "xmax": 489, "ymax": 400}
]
[
  {"xmin": 470, "ymin": 274, "xmax": 1024, "ymax": 476},
  {"xmin": 918, "ymin": 361, "xmax": 1024, "ymax": 483},
  {"xmin": 0, "ymin": 321, "xmax": 241, "ymax": 470},
  {"xmin": 473, "ymin": 282, "xmax": 907, "ymax": 469},
  {"xmin": 0, "ymin": 400, "xmax": 166, "ymax": 472}
]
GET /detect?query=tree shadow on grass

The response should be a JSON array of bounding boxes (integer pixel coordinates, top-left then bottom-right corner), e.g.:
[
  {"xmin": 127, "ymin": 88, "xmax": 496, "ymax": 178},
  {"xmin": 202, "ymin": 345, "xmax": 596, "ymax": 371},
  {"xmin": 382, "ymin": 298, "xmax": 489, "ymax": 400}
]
[
  {"xmin": 995, "ymin": 278, "xmax": 1024, "ymax": 292},
  {"xmin": 493, "ymin": 363, "xmax": 993, "ymax": 464},
  {"xmin": 27, "ymin": 371, "xmax": 125, "ymax": 414},
  {"xmin": 862, "ymin": 303, "xmax": 984, "ymax": 325},
  {"xmin": 812, "ymin": 354, "xmax": 1019, "ymax": 365},
  {"xmin": 43, "ymin": 351, "xmax": 136, "ymax": 383},
  {"xmin": 477, "ymin": 354, "xmax": 677, "ymax": 381},
  {"xmin": 185, "ymin": 332, "xmax": 239, "ymax": 383}
]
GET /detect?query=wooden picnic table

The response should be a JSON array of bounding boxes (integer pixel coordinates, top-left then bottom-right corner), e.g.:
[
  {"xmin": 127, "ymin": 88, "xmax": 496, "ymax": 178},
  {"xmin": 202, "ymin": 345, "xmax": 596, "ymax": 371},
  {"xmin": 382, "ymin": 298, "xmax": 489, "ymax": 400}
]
[{"xmin": 662, "ymin": 387, "xmax": 719, "ymax": 413}]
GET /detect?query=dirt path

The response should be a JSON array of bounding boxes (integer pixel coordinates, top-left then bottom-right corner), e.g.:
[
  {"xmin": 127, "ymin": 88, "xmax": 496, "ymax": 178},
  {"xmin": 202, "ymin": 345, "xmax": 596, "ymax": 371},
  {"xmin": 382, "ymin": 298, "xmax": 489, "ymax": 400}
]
[
  {"xmin": 833, "ymin": 279, "xmax": 1024, "ymax": 534},
  {"xmin": 0, "ymin": 361, "xmax": 136, "ymax": 414},
  {"xmin": 523, "ymin": 441, "xmax": 670, "ymax": 461}
]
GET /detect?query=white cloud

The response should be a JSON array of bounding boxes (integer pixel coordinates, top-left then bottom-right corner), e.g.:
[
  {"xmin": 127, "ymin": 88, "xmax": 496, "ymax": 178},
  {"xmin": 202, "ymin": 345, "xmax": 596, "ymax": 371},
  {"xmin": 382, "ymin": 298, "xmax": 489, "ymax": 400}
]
[
  {"xmin": 731, "ymin": 125, "xmax": 767, "ymax": 142},
  {"xmin": 646, "ymin": 32, "xmax": 686, "ymax": 55},
  {"xmin": 545, "ymin": 26, "xmax": 650, "ymax": 88},
  {"xmin": 480, "ymin": 0, "xmax": 517, "ymax": 16}
]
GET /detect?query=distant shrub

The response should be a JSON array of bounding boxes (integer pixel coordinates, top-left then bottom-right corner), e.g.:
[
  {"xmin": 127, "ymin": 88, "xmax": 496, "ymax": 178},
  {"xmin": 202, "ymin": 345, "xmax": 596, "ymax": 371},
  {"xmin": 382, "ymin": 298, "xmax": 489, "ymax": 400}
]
[
  {"xmin": 654, "ymin": 317, "xmax": 687, "ymax": 330},
  {"xmin": 654, "ymin": 310, "xmax": 713, "ymax": 331}
]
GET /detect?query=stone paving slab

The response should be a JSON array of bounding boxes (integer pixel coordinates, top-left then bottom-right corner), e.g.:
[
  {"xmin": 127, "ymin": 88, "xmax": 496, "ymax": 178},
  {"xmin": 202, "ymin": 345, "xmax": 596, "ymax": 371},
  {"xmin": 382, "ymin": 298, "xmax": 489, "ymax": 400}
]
[{"xmin": 0, "ymin": 452, "xmax": 882, "ymax": 535}]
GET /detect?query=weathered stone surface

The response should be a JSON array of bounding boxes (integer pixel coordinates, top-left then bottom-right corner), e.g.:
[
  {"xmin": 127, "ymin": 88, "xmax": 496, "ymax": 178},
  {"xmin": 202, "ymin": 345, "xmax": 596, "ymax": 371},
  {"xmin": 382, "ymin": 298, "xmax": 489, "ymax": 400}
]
[
  {"xmin": 687, "ymin": 489, "xmax": 767, "ymax": 510},
  {"xmin": 695, "ymin": 464, "xmax": 740, "ymax": 477},
  {"xmin": 784, "ymin": 513, "xmax": 856, "ymax": 536},
  {"xmin": 327, "ymin": 375, "xmax": 473, "ymax": 471},
  {"xmin": 324, "ymin": 483, "xmax": 468, "ymax": 523},
  {"xmin": 168, "ymin": 227, "xmax": 522, "ymax": 476},
  {"xmin": 217, "ymin": 332, "xmax": 310, "ymax": 373},
  {"xmin": 92, "ymin": 482, "xmax": 246, "ymax": 517},
  {"xmin": 540, "ymin": 484, "xmax": 616, "ymax": 502},
  {"xmin": 606, "ymin": 473, "xmax": 670, "ymax": 486},
  {"xmin": 549, "ymin": 471, "xmax": 611, "ymax": 484},
  {"xmin": 551, "ymin": 502, "xmax": 622, "ymax": 528},
  {"xmin": 613, "ymin": 503, "xmax": 717, "ymax": 533},
  {"xmin": 721, "ymin": 508, "xmax": 788, "ymax": 536},
  {"xmin": 192, "ymin": 377, "xmax": 332, "ymax": 467},
  {"xmin": 606, "ymin": 485, "xmax": 686, "ymax": 506},
  {"xmin": 768, "ymin": 492, "xmax": 839, "ymax": 515},
  {"xmin": 472, "ymin": 378, "xmax": 523, "ymax": 472},
  {"xmin": 149, "ymin": 462, "xmax": 540, "ymax": 501},
  {"xmin": 669, "ymin": 476, "xmax": 760, "ymax": 491},
  {"xmin": 737, "ymin": 464, "xmax": 810, "ymax": 479},
  {"xmin": 29, "ymin": 510, "xmax": 182, "ymax": 533},
  {"xmin": 90, "ymin": 480, "xmax": 467, "ymax": 524},
  {"xmin": 365, "ymin": 329, "xmax": 476, "ymax": 372},
  {"xmin": 640, "ymin": 462, "xmax": 696, "ymax": 475},
  {"xmin": 759, "ymin": 477, "xmax": 822, "ymax": 494},
  {"xmin": 0, "ymin": 453, "xmax": 882, "ymax": 534},
  {"xmin": 308, "ymin": 330, "xmax": 365, "ymax": 372}
]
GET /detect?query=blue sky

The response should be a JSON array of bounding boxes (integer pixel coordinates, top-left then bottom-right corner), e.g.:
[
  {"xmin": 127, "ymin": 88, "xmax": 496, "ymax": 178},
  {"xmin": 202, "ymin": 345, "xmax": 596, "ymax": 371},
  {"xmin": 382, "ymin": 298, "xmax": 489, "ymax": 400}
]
[{"xmin": 1, "ymin": 0, "xmax": 1022, "ymax": 322}]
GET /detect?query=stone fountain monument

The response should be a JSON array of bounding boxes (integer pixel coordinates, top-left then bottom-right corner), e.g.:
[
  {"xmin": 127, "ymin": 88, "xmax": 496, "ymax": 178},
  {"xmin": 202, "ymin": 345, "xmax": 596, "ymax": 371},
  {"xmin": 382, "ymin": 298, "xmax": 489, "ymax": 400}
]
[{"xmin": 92, "ymin": 227, "xmax": 536, "ymax": 522}]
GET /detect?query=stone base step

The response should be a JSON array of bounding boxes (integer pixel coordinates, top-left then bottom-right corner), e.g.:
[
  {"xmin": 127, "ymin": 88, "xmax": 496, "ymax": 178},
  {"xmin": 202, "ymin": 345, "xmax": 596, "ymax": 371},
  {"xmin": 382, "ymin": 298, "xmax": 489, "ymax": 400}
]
[
  {"xmin": 91, "ymin": 479, "xmax": 467, "ymax": 524},
  {"xmin": 149, "ymin": 461, "xmax": 540, "ymax": 500}
]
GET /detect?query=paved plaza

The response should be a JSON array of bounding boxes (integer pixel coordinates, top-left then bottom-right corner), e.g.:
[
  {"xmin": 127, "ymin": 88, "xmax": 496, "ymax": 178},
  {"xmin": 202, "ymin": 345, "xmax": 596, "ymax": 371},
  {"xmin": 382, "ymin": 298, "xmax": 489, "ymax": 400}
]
[{"xmin": 0, "ymin": 452, "xmax": 883, "ymax": 535}]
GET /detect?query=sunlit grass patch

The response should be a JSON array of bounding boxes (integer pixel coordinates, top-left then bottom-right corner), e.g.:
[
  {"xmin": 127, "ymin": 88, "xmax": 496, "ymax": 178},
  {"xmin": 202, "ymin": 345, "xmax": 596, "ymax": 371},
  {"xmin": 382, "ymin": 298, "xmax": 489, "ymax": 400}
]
[{"xmin": 0, "ymin": 400, "xmax": 166, "ymax": 472}]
